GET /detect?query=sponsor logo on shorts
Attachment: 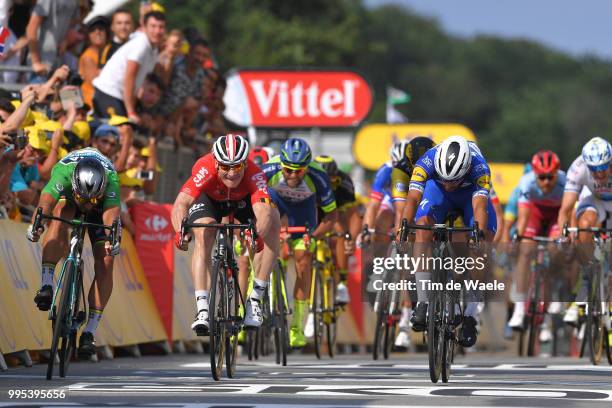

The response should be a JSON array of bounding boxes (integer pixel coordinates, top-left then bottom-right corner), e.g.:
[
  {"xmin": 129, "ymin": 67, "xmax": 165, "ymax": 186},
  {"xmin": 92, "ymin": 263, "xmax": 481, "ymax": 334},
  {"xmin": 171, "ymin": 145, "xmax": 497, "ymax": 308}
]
[{"xmin": 188, "ymin": 203, "xmax": 206, "ymax": 216}]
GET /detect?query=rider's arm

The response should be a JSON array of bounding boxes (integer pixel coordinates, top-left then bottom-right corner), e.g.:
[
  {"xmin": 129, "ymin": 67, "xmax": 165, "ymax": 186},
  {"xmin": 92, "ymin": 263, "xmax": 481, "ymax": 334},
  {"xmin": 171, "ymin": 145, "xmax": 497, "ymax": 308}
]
[
  {"xmin": 171, "ymin": 192, "xmax": 195, "ymax": 233},
  {"xmin": 401, "ymin": 189, "xmax": 423, "ymax": 228},
  {"xmin": 557, "ymin": 191, "xmax": 579, "ymax": 231},
  {"xmin": 363, "ymin": 199, "xmax": 380, "ymax": 231},
  {"xmin": 516, "ymin": 203, "xmax": 530, "ymax": 237},
  {"xmin": 252, "ymin": 201, "xmax": 278, "ymax": 238},
  {"xmin": 472, "ymin": 194, "xmax": 489, "ymax": 234},
  {"xmin": 314, "ymin": 209, "xmax": 338, "ymax": 239},
  {"xmin": 31, "ymin": 192, "xmax": 58, "ymax": 225}
]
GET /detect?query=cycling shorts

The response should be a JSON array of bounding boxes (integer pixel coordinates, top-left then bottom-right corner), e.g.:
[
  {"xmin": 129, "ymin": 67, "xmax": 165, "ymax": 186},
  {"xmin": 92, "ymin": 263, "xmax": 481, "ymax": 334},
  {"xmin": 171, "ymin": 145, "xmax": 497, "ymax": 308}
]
[
  {"xmin": 576, "ymin": 188, "xmax": 612, "ymax": 226},
  {"xmin": 522, "ymin": 203, "xmax": 560, "ymax": 238},
  {"xmin": 187, "ymin": 194, "xmax": 255, "ymax": 224}
]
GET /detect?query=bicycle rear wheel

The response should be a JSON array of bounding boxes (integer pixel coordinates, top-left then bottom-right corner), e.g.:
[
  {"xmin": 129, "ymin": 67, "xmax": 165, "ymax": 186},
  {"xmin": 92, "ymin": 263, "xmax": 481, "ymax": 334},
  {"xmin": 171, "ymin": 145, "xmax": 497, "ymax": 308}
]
[
  {"xmin": 59, "ymin": 268, "xmax": 83, "ymax": 378},
  {"xmin": 587, "ymin": 268, "xmax": 605, "ymax": 365},
  {"xmin": 209, "ymin": 259, "xmax": 226, "ymax": 381},
  {"xmin": 441, "ymin": 296, "xmax": 456, "ymax": 383},
  {"xmin": 326, "ymin": 276, "xmax": 337, "ymax": 358},
  {"xmin": 372, "ymin": 289, "xmax": 388, "ymax": 360},
  {"xmin": 226, "ymin": 273, "xmax": 239, "ymax": 378},
  {"xmin": 47, "ymin": 260, "xmax": 75, "ymax": 380},
  {"xmin": 273, "ymin": 261, "xmax": 289, "ymax": 366},
  {"xmin": 313, "ymin": 267, "xmax": 324, "ymax": 359},
  {"xmin": 428, "ymin": 290, "xmax": 443, "ymax": 383}
]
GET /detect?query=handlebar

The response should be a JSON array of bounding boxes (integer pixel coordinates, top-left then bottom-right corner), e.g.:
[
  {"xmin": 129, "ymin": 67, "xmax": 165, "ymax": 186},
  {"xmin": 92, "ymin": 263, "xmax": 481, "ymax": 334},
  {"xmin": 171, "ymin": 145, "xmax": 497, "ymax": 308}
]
[
  {"xmin": 399, "ymin": 218, "xmax": 481, "ymax": 245},
  {"xmin": 514, "ymin": 234, "xmax": 563, "ymax": 244},
  {"xmin": 563, "ymin": 224, "xmax": 612, "ymax": 238},
  {"xmin": 33, "ymin": 207, "xmax": 119, "ymax": 244},
  {"xmin": 180, "ymin": 217, "xmax": 257, "ymax": 250}
]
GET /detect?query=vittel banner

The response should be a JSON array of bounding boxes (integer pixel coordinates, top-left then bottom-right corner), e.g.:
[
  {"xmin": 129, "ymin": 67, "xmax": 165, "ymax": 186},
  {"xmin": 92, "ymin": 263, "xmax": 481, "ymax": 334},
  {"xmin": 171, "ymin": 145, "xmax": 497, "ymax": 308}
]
[{"xmin": 223, "ymin": 69, "xmax": 373, "ymax": 127}]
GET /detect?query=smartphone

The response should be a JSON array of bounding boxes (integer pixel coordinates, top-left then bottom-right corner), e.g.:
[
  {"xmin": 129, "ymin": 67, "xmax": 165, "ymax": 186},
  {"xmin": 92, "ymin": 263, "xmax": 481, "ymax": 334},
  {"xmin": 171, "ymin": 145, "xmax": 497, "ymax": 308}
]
[
  {"xmin": 59, "ymin": 88, "xmax": 84, "ymax": 110},
  {"xmin": 8, "ymin": 130, "xmax": 27, "ymax": 150},
  {"xmin": 136, "ymin": 170, "xmax": 154, "ymax": 180}
]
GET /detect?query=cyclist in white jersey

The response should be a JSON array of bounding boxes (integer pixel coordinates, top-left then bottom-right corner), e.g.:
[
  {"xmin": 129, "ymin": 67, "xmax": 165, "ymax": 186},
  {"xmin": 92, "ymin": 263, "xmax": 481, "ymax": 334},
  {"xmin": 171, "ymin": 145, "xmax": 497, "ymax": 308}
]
[{"xmin": 557, "ymin": 137, "xmax": 612, "ymax": 323}]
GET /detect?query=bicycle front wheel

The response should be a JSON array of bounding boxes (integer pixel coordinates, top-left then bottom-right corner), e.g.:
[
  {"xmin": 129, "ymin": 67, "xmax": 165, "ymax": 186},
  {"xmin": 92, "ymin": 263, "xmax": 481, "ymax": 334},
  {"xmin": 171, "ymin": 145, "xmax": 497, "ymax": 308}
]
[
  {"xmin": 313, "ymin": 267, "xmax": 324, "ymax": 359},
  {"xmin": 428, "ymin": 290, "xmax": 443, "ymax": 383},
  {"xmin": 59, "ymin": 268, "xmax": 83, "ymax": 378},
  {"xmin": 273, "ymin": 261, "xmax": 289, "ymax": 366},
  {"xmin": 587, "ymin": 267, "xmax": 605, "ymax": 365},
  {"xmin": 372, "ymin": 289, "xmax": 388, "ymax": 360},
  {"xmin": 209, "ymin": 259, "xmax": 226, "ymax": 381},
  {"xmin": 226, "ymin": 273, "xmax": 239, "ymax": 378},
  {"xmin": 326, "ymin": 276, "xmax": 337, "ymax": 358}
]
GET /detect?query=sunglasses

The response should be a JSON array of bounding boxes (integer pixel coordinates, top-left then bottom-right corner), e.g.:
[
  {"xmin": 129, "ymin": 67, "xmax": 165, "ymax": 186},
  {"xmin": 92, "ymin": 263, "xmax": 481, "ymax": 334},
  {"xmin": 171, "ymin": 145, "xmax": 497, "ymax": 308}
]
[
  {"xmin": 74, "ymin": 192, "xmax": 98, "ymax": 205},
  {"xmin": 282, "ymin": 165, "xmax": 306, "ymax": 174},
  {"xmin": 587, "ymin": 164, "xmax": 609, "ymax": 173},
  {"xmin": 537, "ymin": 174, "xmax": 555, "ymax": 181},
  {"xmin": 217, "ymin": 161, "xmax": 245, "ymax": 172}
]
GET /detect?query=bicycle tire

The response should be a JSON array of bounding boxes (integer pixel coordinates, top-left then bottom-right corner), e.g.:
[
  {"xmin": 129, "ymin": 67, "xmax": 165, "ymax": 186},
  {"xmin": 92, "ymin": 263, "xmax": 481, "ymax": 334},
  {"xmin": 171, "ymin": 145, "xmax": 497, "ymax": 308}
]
[
  {"xmin": 428, "ymin": 289, "xmax": 443, "ymax": 383},
  {"xmin": 326, "ymin": 276, "xmax": 337, "ymax": 358},
  {"xmin": 274, "ymin": 261, "xmax": 289, "ymax": 366},
  {"xmin": 526, "ymin": 272, "xmax": 542, "ymax": 357},
  {"xmin": 46, "ymin": 260, "xmax": 76, "ymax": 380},
  {"xmin": 587, "ymin": 266, "xmax": 605, "ymax": 365},
  {"xmin": 441, "ymin": 294, "xmax": 456, "ymax": 383},
  {"xmin": 209, "ymin": 258, "xmax": 226, "ymax": 381},
  {"xmin": 246, "ymin": 330, "xmax": 255, "ymax": 361},
  {"xmin": 313, "ymin": 266, "xmax": 324, "ymax": 359},
  {"xmin": 59, "ymin": 267, "xmax": 82, "ymax": 378},
  {"xmin": 226, "ymin": 272, "xmax": 239, "ymax": 378},
  {"xmin": 372, "ymin": 288, "xmax": 388, "ymax": 360}
]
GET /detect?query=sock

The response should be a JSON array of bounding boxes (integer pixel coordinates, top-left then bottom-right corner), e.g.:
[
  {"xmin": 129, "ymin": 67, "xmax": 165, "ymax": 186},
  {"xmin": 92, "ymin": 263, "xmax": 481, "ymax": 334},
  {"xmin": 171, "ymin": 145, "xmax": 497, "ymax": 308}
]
[
  {"xmin": 41, "ymin": 263, "xmax": 55, "ymax": 289},
  {"xmin": 250, "ymin": 278, "xmax": 268, "ymax": 301},
  {"xmin": 399, "ymin": 306, "xmax": 411, "ymax": 328},
  {"xmin": 84, "ymin": 308, "xmax": 103, "ymax": 335},
  {"xmin": 195, "ymin": 290, "xmax": 209, "ymax": 312},
  {"xmin": 415, "ymin": 271, "xmax": 430, "ymax": 302},
  {"xmin": 291, "ymin": 299, "xmax": 309, "ymax": 329}
]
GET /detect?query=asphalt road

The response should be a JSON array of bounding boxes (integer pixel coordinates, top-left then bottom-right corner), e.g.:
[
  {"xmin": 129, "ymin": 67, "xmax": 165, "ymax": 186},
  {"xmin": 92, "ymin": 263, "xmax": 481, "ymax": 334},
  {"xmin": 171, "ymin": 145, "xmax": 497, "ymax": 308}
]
[{"xmin": 1, "ymin": 350, "xmax": 612, "ymax": 408}]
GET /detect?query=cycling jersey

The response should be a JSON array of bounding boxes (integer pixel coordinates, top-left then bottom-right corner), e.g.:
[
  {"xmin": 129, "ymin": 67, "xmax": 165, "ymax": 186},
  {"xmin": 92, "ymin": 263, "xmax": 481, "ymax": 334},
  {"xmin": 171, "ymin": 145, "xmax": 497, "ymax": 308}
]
[
  {"xmin": 333, "ymin": 170, "xmax": 357, "ymax": 210},
  {"xmin": 391, "ymin": 166, "xmax": 411, "ymax": 202},
  {"xmin": 261, "ymin": 156, "xmax": 336, "ymax": 214},
  {"xmin": 370, "ymin": 162, "xmax": 392, "ymax": 202},
  {"xmin": 565, "ymin": 156, "xmax": 612, "ymax": 201},
  {"xmin": 41, "ymin": 147, "xmax": 120, "ymax": 210},
  {"xmin": 180, "ymin": 154, "xmax": 270, "ymax": 204},
  {"xmin": 409, "ymin": 142, "xmax": 491, "ymax": 198},
  {"xmin": 517, "ymin": 171, "xmax": 566, "ymax": 209}
]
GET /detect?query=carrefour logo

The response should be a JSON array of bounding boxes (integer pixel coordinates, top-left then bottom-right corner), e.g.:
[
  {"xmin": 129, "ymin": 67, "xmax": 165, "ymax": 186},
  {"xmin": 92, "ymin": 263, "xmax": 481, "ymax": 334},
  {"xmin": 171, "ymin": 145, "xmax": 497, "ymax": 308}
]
[{"xmin": 145, "ymin": 215, "xmax": 169, "ymax": 232}]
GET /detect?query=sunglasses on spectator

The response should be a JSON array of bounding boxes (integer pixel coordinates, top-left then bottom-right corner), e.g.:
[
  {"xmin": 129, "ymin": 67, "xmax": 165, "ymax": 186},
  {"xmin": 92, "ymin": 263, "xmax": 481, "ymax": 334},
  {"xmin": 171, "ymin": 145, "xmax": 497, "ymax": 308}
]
[
  {"xmin": 217, "ymin": 161, "xmax": 245, "ymax": 172},
  {"xmin": 537, "ymin": 174, "xmax": 555, "ymax": 181},
  {"xmin": 281, "ymin": 165, "xmax": 306, "ymax": 175}
]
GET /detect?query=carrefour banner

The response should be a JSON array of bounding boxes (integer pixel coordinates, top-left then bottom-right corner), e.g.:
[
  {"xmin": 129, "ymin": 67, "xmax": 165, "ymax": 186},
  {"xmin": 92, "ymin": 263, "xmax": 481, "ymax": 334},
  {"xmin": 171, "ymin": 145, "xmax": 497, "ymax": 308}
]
[
  {"xmin": 130, "ymin": 202, "xmax": 175, "ymax": 341},
  {"xmin": 353, "ymin": 123, "xmax": 477, "ymax": 170},
  {"xmin": 224, "ymin": 69, "xmax": 373, "ymax": 128}
]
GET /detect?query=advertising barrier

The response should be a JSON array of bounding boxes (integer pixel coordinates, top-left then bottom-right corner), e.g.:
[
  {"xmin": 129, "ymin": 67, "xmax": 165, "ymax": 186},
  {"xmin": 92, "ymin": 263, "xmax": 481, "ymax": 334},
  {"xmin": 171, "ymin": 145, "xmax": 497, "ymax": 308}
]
[
  {"xmin": 130, "ymin": 202, "xmax": 175, "ymax": 340},
  {"xmin": 0, "ymin": 220, "xmax": 166, "ymax": 356}
]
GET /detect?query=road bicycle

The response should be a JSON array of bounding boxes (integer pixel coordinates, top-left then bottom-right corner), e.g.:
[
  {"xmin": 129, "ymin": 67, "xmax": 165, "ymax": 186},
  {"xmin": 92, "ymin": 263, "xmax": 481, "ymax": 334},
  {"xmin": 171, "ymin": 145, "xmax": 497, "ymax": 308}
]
[{"xmin": 32, "ymin": 207, "xmax": 119, "ymax": 380}]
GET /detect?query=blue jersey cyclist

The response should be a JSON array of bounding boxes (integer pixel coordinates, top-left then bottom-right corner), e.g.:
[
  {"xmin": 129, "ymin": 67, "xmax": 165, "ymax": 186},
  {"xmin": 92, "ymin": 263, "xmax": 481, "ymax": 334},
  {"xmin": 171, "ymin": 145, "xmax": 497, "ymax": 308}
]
[
  {"xmin": 260, "ymin": 137, "xmax": 338, "ymax": 349},
  {"xmin": 401, "ymin": 135, "xmax": 497, "ymax": 348}
]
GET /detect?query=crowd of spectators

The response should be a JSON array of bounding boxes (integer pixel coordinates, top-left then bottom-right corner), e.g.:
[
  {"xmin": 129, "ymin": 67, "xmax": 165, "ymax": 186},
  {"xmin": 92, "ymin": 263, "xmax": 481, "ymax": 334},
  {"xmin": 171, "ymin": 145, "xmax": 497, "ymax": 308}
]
[{"xmin": 0, "ymin": 0, "xmax": 229, "ymax": 232}]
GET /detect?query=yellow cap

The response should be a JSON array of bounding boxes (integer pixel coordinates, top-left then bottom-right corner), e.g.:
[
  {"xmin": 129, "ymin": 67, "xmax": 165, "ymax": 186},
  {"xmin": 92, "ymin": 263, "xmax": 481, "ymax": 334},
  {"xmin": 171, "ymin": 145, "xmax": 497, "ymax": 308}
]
[
  {"xmin": 10, "ymin": 100, "xmax": 35, "ymax": 127},
  {"xmin": 38, "ymin": 120, "xmax": 68, "ymax": 144},
  {"xmin": 151, "ymin": 2, "xmax": 165, "ymax": 13},
  {"xmin": 119, "ymin": 168, "xmax": 145, "ymax": 187},
  {"xmin": 72, "ymin": 121, "xmax": 91, "ymax": 142},
  {"xmin": 57, "ymin": 147, "xmax": 69, "ymax": 159},
  {"xmin": 108, "ymin": 114, "xmax": 130, "ymax": 127},
  {"xmin": 140, "ymin": 147, "xmax": 163, "ymax": 172},
  {"xmin": 25, "ymin": 126, "xmax": 50, "ymax": 153}
]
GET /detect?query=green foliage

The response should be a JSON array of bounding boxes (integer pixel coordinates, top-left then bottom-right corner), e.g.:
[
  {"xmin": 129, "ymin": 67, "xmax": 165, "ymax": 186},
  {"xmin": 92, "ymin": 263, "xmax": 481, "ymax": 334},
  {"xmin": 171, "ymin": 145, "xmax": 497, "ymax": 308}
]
[{"xmin": 158, "ymin": 0, "xmax": 612, "ymax": 165}]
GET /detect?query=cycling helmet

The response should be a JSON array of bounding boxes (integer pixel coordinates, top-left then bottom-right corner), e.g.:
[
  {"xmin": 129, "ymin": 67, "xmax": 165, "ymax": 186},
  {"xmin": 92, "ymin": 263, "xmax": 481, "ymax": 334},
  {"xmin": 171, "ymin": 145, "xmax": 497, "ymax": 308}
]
[
  {"xmin": 314, "ymin": 155, "xmax": 338, "ymax": 178},
  {"xmin": 531, "ymin": 150, "xmax": 560, "ymax": 175},
  {"xmin": 280, "ymin": 137, "xmax": 311, "ymax": 168},
  {"xmin": 434, "ymin": 135, "xmax": 471, "ymax": 181},
  {"xmin": 582, "ymin": 137, "xmax": 612, "ymax": 172},
  {"xmin": 212, "ymin": 133, "xmax": 249, "ymax": 165},
  {"xmin": 71, "ymin": 157, "xmax": 108, "ymax": 202},
  {"xmin": 406, "ymin": 136, "xmax": 435, "ymax": 167},
  {"xmin": 249, "ymin": 146, "xmax": 270, "ymax": 166},
  {"xmin": 390, "ymin": 139, "xmax": 410, "ymax": 165}
]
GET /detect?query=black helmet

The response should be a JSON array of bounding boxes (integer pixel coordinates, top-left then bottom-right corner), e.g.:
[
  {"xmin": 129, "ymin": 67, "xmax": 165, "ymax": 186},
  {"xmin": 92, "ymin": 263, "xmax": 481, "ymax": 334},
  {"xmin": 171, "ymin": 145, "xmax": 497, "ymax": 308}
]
[
  {"xmin": 71, "ymin": 157, "xmax": 108, "ymax": 202},
  {"xmin": 314, "ymin": 155, "xmax": 338, "ymax": 178},
  {"xmin": 406, "ymin": 136, "xmax": 435, "ymax": 167}
]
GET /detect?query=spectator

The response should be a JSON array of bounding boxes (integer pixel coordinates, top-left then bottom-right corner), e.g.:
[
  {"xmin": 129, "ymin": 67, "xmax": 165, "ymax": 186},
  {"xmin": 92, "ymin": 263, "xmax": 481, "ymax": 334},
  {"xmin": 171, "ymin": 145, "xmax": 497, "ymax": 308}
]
[
  {"xmin": 159, "ymin": 39, "xmax": 209, "ymax": 147},
  {"xmin": 25, "ymin": 0, "xmax": 79, "ymax": 81},
  {"xmin": 135, "ymin": 73, "xmax": 164, "ymax": 136},
  {"xmin": 91, "ymin": 123, "xmax": 121, "ymax": 163},
  {"xmin": 104, "ymin": 116, "xmax": 135, "ymax": 172},
  {"xmin": 79, "ymin": 16, "xmax": 110, "ymax": 107},
  {"xmin": 156, "ymin": 29, "xmax": 183, "ymax": 86},
  {"xmin": 99, "ymin": 9, "xmax": 134, "ymax": 67},
  {"xmin": 92, "ymin": 11, "xmax": 166, "ymax": 122},
  {"xmin": 10, "ymin": 127, "xmax": 48, "ymax": 208}
]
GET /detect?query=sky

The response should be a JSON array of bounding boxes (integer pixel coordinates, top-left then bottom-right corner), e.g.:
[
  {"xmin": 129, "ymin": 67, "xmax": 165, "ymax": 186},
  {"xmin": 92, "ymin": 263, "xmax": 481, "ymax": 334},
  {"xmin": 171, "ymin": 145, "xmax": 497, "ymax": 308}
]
[{"xmin": 365, "ymin": 0, "xmax": 612, "ymax": 60}]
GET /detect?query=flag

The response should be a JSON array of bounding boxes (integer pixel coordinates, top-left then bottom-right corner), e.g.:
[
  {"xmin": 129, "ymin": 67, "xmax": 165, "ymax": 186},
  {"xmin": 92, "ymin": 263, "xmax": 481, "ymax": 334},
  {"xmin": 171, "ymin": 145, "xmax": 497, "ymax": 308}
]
[
  {"xmin": 0, "ymin": 26, "xmax": 9, "ymax": 56},
  {"xmin": 387, "ymin": 86, "xmax": 411, "ymax": 105},
  {"xmin": 386, "ymin": 103, "xmax": 409, "ymax": 124}
]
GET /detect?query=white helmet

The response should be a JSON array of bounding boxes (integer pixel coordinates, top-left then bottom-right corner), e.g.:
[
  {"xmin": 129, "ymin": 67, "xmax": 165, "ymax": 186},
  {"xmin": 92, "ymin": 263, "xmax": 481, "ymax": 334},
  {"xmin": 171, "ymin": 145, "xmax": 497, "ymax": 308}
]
[
  {"xmin": 212, "ymin": 133, "xmax": 249, "ymax": 165},
  {"xmin": 434, "ymin": 135, "xmax": 471, "ymax": 181},
  {"xmin": 390, "ymin": 139, "xmax": 410, "ymax": 165},
  {"xmin": 582, "ymin": 137, "xmax": 611, "ymax": 171}
]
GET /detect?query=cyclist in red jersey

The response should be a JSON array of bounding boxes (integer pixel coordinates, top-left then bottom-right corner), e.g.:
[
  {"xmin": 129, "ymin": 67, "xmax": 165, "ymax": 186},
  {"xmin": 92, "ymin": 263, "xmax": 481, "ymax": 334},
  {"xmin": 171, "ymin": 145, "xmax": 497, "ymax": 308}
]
[{"xmin": 171, "ymin": 134, "xmax": 281, "ymax": 334}]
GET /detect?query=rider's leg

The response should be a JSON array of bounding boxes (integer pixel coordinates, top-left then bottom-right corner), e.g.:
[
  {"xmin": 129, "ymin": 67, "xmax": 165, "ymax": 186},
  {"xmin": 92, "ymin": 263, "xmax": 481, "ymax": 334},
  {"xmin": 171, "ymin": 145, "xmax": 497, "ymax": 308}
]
[{"xmin": 35, "ymin": 200, "xmax": 74, "ymax": 310}]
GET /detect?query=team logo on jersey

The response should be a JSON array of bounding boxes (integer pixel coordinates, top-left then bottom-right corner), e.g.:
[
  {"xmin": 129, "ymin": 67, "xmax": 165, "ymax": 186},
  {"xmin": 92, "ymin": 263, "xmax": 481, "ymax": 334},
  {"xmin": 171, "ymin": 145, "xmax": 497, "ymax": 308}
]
[
  {"xmin": 106, "ymin": 191, "xmax": 116, "ymax": 198},
  {"xmin": 55, "ymin": 183, "xmax": 64, "ymax": 192},
  {"xmin": 411, "ymin": 166, "xmax": 427, "ymax": 183},
  {"xmin": 193, "ymin": 167, "xmax": 209, "ymax": 188},
  {"xmin": 476, "ymin": 174, "xmax": 491, "ymax": 190},
  {"xmin": 422, "ymin": 156, "xmax": 433, "ymax": 168}
]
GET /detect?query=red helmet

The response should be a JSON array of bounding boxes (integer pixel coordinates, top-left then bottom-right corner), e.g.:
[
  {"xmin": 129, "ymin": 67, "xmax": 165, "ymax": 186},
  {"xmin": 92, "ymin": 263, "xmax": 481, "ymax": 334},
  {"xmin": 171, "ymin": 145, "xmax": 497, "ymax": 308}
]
[
  {"xmin": 248, "ymin": 146, "xmax": 270, "ymax": 166},
  {"xmin": 531, "ymin": 150, "xmax": 560, "ymax": 175}
]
